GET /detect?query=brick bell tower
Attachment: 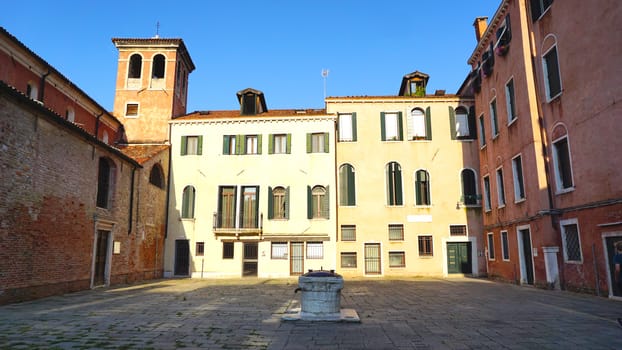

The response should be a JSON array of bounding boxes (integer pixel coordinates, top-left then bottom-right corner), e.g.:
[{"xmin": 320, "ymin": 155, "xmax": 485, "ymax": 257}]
[{"xmin": 112, "ymin": 37, "xmax": 195, "ymax": 144}]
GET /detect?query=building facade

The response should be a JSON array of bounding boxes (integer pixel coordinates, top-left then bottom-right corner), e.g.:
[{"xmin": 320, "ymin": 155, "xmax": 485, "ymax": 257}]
[{"xmin": 326, "ymin": 72, "xmax": 485, "ymax": 278}]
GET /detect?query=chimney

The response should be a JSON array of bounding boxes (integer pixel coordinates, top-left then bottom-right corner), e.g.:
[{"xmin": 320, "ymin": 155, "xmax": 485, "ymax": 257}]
[{"xmin": 473, "ymin": 17, "xmax": 488, "ymax": 42}]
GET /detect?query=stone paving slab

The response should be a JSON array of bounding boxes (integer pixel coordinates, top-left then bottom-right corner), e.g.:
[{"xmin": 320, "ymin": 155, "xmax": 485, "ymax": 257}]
[{"xmin": 1, "ymin": 277, "xmax": 622, "ymax": 349}]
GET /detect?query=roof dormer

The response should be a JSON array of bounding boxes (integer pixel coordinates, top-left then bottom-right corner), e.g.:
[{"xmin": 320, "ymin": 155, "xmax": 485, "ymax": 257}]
[
  {"xmin": 237, "ymin": 88, "xmax": 268, "ymax": 115},
  {"xmin": 398, "ymin": 71, "xmax": 429, "ymax": 97}
]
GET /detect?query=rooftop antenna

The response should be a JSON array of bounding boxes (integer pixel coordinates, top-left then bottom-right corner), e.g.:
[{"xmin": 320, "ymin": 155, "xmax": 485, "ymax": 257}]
[
  {"xmin": 154, "ymin": 21, "xmax": 160, "ymax": 39},
  {"xmin": 321, "ymin": 68, "xmax": 329, "ymax": 100}
]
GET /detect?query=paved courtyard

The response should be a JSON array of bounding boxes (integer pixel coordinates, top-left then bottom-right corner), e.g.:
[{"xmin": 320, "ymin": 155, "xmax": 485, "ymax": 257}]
[{"xmin": 1, "ymin": 277, "xmax": 622, "ymax": 349}]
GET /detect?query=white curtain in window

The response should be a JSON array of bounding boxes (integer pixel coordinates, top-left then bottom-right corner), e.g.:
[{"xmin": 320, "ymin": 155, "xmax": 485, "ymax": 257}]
[
  {"xmin": 271, "ymin": 243, "xmax": 288, "ymax": 259},
  {"xmin": 410, "ymin": 110, "xmax": 425, "ymax": 138},
  {"xmin": 186, "ymin": 136, "xmax": 198, "ymax": 155},
  {"xmin": 339, "ymin": 114, "xmax": 353, "ymax": 141},
  {"xmin": 456, "ymin": 112, "xmax": 469, "ymax": 136},
  {"xmin": 385, "ymin": 113, "xmax": 398, "ymax": 140}
]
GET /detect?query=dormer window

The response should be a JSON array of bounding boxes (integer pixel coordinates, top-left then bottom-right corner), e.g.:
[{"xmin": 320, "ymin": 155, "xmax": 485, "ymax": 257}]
[
  {"xmin": 242, "ymin": 93, "xmax": 257, "ymax": 115},
  {"xmin": 495, "ymin": 15, "xmax": 512, "ymax": 56},
  {"xmin": 482, "ymin": 44, "xmax": 495, "ymax": 77},
  {"xmin": 237, "ymin": 88, "xmax": 268, "ymax": 115},
  {"xmin": 398, "ymin": 71, "xmax": 429, "ymax": 97}
]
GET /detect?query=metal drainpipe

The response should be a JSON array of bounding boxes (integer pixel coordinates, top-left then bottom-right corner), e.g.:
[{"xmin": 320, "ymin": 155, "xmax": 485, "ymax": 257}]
[
  {"xmin": 164, "ymin": 122, "xmax": 173, "ymax": 239},
  {"xmin": 94, "ymin": 112, "xmax": 103, "ymax": 140},
  {"xmin": 38, "ymin": 69, "xmax": 50, "ymax": 102},
  {"xmin": 128, "ymin": 166, "xmax": 136, "ymax": 234}
]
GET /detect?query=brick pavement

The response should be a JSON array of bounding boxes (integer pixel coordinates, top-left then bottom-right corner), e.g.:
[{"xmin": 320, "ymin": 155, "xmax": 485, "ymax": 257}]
[{"xmin": 1, "ymin": 277, "xmax": 622, "ymax": 349}]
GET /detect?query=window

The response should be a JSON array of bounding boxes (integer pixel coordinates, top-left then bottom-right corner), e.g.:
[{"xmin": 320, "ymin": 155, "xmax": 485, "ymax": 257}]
[
  {"xmin": 512, "ymin": 155, "xmax": 526, "ymax": 201},
  {"xmin": 450, "ymin": 106, "xmax": 475, "ymax": 140},
  {"xmin": 271, "ymin": 242, "xmax": 288, "ymax": 259},
  {"xmin": 245, "ymin": 135, "xmax": 260, "ymax": 154},
  {"xmin": 102, "ymin": 131, "xmax": 109, "ymax": 144},
  {"xmin": 240, "ymin": 186, "xmax": 259, "ymax": 228},
  {"xmin": 496, "ymin": 167, "xmax": 506, "ymax": 207},
  {"xmin": 65, "ymin": 106, "xmax": 75, "ymax": 122},
  {"xmin": 415, "ymin": 170, "xmax": 431, "ymax": 206},
  {"xmin": 543, "ymin": 45, "xmax": 562, "ymax": 100},
  {"xmin": 487, "ymin": 233, "xmax": 495, "ymax": 260},
  {"xmin": 381, "ymin": 112, "xmax": 403, "ymax": 141},
  {"xmin": 268, "ymin": 186, "xmax": 289, "ymax": 220},
  {"xmin": 269, "ymin": 134, "xmax": 290, "ymax": 154},
  {"xmin": 483, "ymin": 175, "xmax": 492, "ymax": 211},
  {"xmin": 241, "ymin": 93, "xmax": 257, "ymax": 115},
  {"xmin": 418, "ymin": 236, "xmax": 433, "ymax": 256},
  {"xmin": 389, "ymin": 252, "xmax": 406, "ymax": 267},
  {"xmin": 386, "ymin": 162, "xmax": 403, "ymax": 206},
  {"xmin": 217, "ymin": 186, "xmax": 236, "ymax": 228},
  {"xmin": 180, "ymin": 135, "xmax": 202, "ymax": 155},
  {"xmin": 530, "ymin": 0, "xmax": 553, "ymax": 21},
  {"xmin": 128, "ymin": 54, "xmax": 142, "ymax": 79},
  {"xmin": 338, "ymin": 113, "xmax": 357, "ymax": 142},
  {"xmin": 450, "ymin": 225, "xmax": 467, "ymax": 236},
  {"xmin": 461, "ymin": 169, "xmax": 478, "ymax": 205},
  {"xmin": 308, "ymin": 185, "xmax": 329, "ymax": 219},
  {"xmin": 307, "ymin": 133, "xmax": 329, "ymax": 153},
  {"xmin": 196, "ymin": 242, "xmax": 205, "ymax": 257},
  {"xmin": 149, "ymin": 164, "xmax": 165, "ymax": 189},
  {"xmin": 340, "ymin": 225, "xmax": 356, "ymax": 241},
  {"xmin": 407, "ymin": 108, "xmax": 431, "ymax": 140},
  {"xmin": 223, "ymin": 242, "xmax": 234, "ymax": 259},
  {"xmin": 388, "ymin": 224, "xmax": 404, "ymax": 241},
  {"xmin": 552, "ymin": 136, "xmax": 573, "ymax": 191},
  {"xmin": 125, "ymin": 103, "xmax": 139, "ymax": 117},
  {"xmin": 306, "ymin": 242, "xmax": 323, "ymax": 259},
  {"xmin": 560, "ymin": 219, "xmax": 582, "ymax": 263},
  {"xmin": 482, "ymin": 44, "xmax": 495, "ymax": 77},
  {"xmin": 341, "ymin": 252, "xmax": 357, "ymax": 268},
  {"xmin": 478, "ymin": 114, "xmax": 486, "ymax": 147},
  {"xmin": 223, "ymin": 135, "xmax": 238, "ymax": 155},
  {"xmin": 339, "ymin": 164, "xmax": 356, "ymax": 206},
  {"xmin": 96, "ymin": 157, "xmax": 114, "ymax": 209},
  {"xmin": 152, "ymin": 54, "xmax": 165, "ymax": 79},
  {"xmin": 505, "ymin": 78, "xmax": 517, "ymax": 123},
  {"xmin": 26, "ymin": 81, "xmax": 38, "ymax": 100},
  {"xmin": 494, "ymin": 15, "xmax": 512, "ymax": 56},
  {"xmin": 501, "ymin": 231, "xmax": 510, "ymax": 260},
  {"xmin": 181, "ymin": 185, "xmax": 196, "ymax": 219},
  {"xmin": 490, "ymin": 98, "xmax": 499, "ymax": 137}
]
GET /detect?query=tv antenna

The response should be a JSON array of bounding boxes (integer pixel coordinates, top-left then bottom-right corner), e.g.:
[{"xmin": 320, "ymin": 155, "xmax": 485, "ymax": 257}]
[
  {"xmin": 154, "ymin": 21, "xmax": 160, "ymax": 39},
  {"xmin": 321, "ymin": 69, "xmax": 329, "ymax": 100}
]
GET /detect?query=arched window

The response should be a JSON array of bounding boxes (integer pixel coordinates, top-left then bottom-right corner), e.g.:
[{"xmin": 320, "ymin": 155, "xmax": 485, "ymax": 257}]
[
  {"xmin": 408, "ymin": 108, "xmax": 430, "ymax": 140},
  {"xmin": 149, "ymin": 164, "xmax": 165, "ymax": 189},
  {"xmin": 268, "ymin": 186, "xmax": 289, "ymax": 220},
  {"xmin": 308, "ymin": 185, "xmax": 329, "ymax": 219},
  {"xmin": 461, "ymin": 169, "xmax": 478, "ymax": 205},
  {"xmin": 152, "ymin": 54, "xmax": 165, "ymax": 78},
  {"xmin": 415, "ymin": 169, "xmax": 431, "ymax": 206},
  {"xmin": 339, "ymin": 164, "xmax": 356, "ymax": 206},
  {"xmin": 96, "ymin": 157, "xmax": 115, "ymax": 208},
  {"xmin": 181, "ymin": 186, "xmax": 196, "ymax": 219},
  {"xmin": 128, "ymin": 54, "xmax": 142, "ymax": 79},
  {"xmin": 386, "ymin": 162, "xmax": 403, "ymax": 206}
]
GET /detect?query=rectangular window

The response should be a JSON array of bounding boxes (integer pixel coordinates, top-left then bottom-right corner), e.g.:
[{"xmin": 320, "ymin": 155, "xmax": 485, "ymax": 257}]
[
  {"xmin": 388, "ymin": 224, "xmax": 404, "ymax": 241},
  {"xmin": 389, "ymin": 252, "xmax": 406, "ymax": 268},
  {"xmin": 338, "ymin": 113, "xmax": 357, "ymax": 142},
  {"xmin": 125, "ymin": 103, "xmax": 139, "ymax": 117},
  {"xmin": 217, "ymin": 186, "xmax": 236, "ymax": 228},
  {"xmin": 505, "ymin": 78, "xmax": 517, "ymax": 123},
  {"xmin": 341, "ymin": 252, "xmax": 357, "ymax": 268},
  {"xmin": 483, "ymin": 175, "xmax": 492, "ymax": 211},
  {"xmin": 381, "ymin": 112, "xmax": 403, "ymax": 141},
  {"xmin": 561, "ymin": 220, "xmax": 582, "ymax": 263},
  {"xmin": 245, "ymin": 135, "xmax": 259, "ymax": 154},
  {"xmin": 240, "ymin": 186, "xmax": 259, "ymax": 228},
  {"xmin": 512, "ymin": 155, "xmax": 526, "ymax": 201},
  {"xmin": 223, "ymin": 242, "xmax": 234, "ymax": 259},
  {"xmin": 181, "ymin": 135, "xmax": 202, "ymax": 156},
  {"xmin": 306, "ymin": 242, "xmax": 323, "ymax": 259},
  {"xmin": 490, "ymin": 99, "xmax": 499, "ymax": 137},
  {"xmin": 418, "ymin": 235, "xmax": 433, "ymax": 256},
  {"xmin": 223, "ymin": 135, "xmax": 237, "ymax": 155},
  {"xmin": 478, "ymin": 114, "xmax": 486, "ymax": 147},
  {"xmin": 196, "ymin": 242, "xmax": 205, "ymax": 257},
  {"xmin": 450, "ymin": 225, "xmax": 467, "ymax": 236},
  {"xmin": 530, "ymin": 0, "xmax": 554, "ymax": 21},
  {"xmin": 307, "ymin": 133, "xmax": 329, "ymax": 153},
  {"xmin": 408, "ymin": 108, "xmax": 430, "ymax": 140},
  {"xmin": 543, "ymin": 46, "xmax": 562, "ymax": 100},
  {"xmin": 487, "ymin": 233, "xmax": 495, "ymax": 260},
  {"xmin": 553, "ymin": 137, "xmax": 573, "ymax": 191},
  {"xmin": 496, "ymin": 167, "xmax": 506, "ymax": 207},
  {"xmin": 273, "ymin": 134, "xmax": 287, "ymax": 154},
  {"xmin": 341, "ymin": 225, "xmax": 356, "ymax": 241},
  {"xmin": 271, "ymin": 242, "xmax": 288, "ymax": 259},
  {"xmin": 501, "ymin": 231, "xmax": 510, "ymax": 260}
]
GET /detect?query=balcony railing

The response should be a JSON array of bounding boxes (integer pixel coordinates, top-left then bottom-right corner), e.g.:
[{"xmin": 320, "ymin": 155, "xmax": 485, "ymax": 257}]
[{"xmin": 213, "ymin": 212, "xmax": 263, "ymax": 236}]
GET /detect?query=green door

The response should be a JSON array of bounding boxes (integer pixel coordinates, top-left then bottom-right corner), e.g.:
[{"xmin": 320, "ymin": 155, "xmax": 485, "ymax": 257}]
[{"xmin": 447, "ymin": 242, "xmax": 472, "ymax": 274}]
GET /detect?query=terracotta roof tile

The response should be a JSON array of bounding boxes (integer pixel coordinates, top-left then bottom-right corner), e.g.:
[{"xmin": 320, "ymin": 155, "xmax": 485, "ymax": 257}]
[
  {"xmin": 174, "ymin": 109, "xmax": 329, "ymax": 121},
  {"xmin": 118, "ymin": 144, "xmax": 169, "ymax": 165}
]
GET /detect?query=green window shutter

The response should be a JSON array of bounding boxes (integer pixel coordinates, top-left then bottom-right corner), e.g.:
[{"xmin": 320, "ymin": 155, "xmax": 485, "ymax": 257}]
[
  {"xmin": 286, "ymin": 134, "xmax": 292, "ymax": 154},
  {"xmin": 181, "ymin": 136, "xmax": 187, "ymax": 155},
  {"xmin": 387, "ymin": 165, "xmax": 394, "ymax": 205},
  {"xmin": 323, "ymin": 132, "xmax": 329, "ymax": 153},
  {"xmin": 323, "ymin": 185, "xmax": 330, "ymax": 219},
  {"xmin": 285, "ymin": 186, "xmax": 290, "ymax": 219},
  {"xmin": 223, "ymin": 136, "xmax": 230, "ymax": 155},
  {"xmin": 181, "ymin": 187, "xmax": 189, "ymax": 217},
  {"xmin": 268, "ymin": 134, "xmax": 274, "ymax": 154},
  {"xmin": 307, "ymin": 186, "xmax": 313, "ymax": 219},
  {"xmin": 267, "ymin": 186, "xmax": 274, "ymax": 219},
  {"xmin": 257, "ymin": 134, "xmax": 262, "ymax": 154},
  {"xmin": 306, "ymin": 133, "xmax": 312, "ymax": 153},
  {"xmin": 425, "ymin": 107, "xmax": 432, "ymax": 140},
  {"xmin": 347, "ymin": 166, "xmax": 356, "ymax": 205},
  {"xmin": 397, "ymin": 112, "xmax": 404, "ymax": 141},
  {"xmin": 351, "ymin": 113, "xmax": 358, "ymax": 141},
  {"xmin": 380, "ymin": 112, "xmax": 386, "ymax": 141},
  {"xmin": 415, "ymin": 173, "xmax": 422, "ymax": 205},
  {"xmin": 449, "ymin": 107, "xmax": 457, "ymax": 140},
  {"xmin": 468, "ymin": 106, "xmax": 477, "ymax": 140},
  {"xmin": 395, "ymin": 166, "xmax": 403, "ymax": 205},
  {"xmin": 236, "ymin": 135, "xmax": 244, "ymax": 155},
  {"xmin": 197, "ymin": 136, "xmax": 203, "ymax": 155}
]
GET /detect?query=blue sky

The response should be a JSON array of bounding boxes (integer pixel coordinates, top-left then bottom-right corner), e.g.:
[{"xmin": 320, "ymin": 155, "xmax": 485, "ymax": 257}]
[{"xmin": 2, "ymin": 1, "xmax": 500, "ymax": 112}]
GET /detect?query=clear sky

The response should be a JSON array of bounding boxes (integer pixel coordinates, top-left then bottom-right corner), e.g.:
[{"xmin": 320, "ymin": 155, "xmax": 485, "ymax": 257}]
[{"xmin": 2, "ymin": 1, "xmax": 501, "ymax": 112}]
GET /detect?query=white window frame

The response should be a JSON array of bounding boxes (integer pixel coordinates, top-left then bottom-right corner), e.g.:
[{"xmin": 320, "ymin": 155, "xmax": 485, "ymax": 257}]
[
  {"xmin": 542, "ymin": 43, "xmax": 563, "ymax": 102},
  {"xmin": 501, "ymin": 230, "xmax": 510, "ymax": 261},
  {"xmin": 490, "ymin": 97, "xmax": 499, "ymax": 138},
  {"xmin": 384, "ymin": 112, "xmax": 400, "ymax": 141},
  {"xmin": 505, "ymin": 77, "xmax": 517, "ymax": 125},
  {"xmin": 408, "ymin": 108, "xmax": 426, "ymax": 140},
  {"xmin": 512, "ymin": 154, "xmax": 526, "ymax": 202},
  {"xmin": 311, "ymin": 133, "xmax": 325, "ymax": 153},
  {"xmin": 560, "ymin": 218, "xmax": 583, "ymax": 264},
  {"xmin": 487, "ymin": 232, "xmax": 495, "ymax": 260},
  {"xmin": 496, "ymin": 166, "xmax": 506, "ymax": 208},
  {"xmin": 478, "ymin": 114, "xmax": 486, "ymax": 148},
  {"xmin": 125, "ymin": 102, "xmax": 139, "ymax": 118},
  {"xmin": 306, "ymin": 242, "xmax": 323, "ymax": 259},
  {"xmin": 245, "ymin": 135, "xmax": 258, "ymax": 155},
  {"xmin": 271, "ymin": 242, "xmax": 288, "ymax": 260},
  {"xmin": 552, "ymin": 134, "xmax": 575, "ymax": 194},
  {"xmin": 274, "ymin": 134, "xmax": 287, "ymax": 154},
  {"xmin": 483, "ymin": 175, "xmax": 492, "ymax": 212},
  {"xmin": 338, "ymin": 113, "xmax": 354, "ymax": 142}
]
